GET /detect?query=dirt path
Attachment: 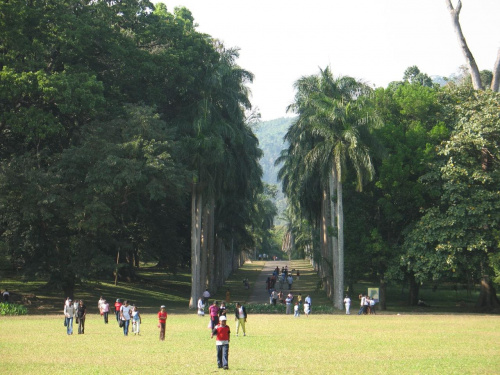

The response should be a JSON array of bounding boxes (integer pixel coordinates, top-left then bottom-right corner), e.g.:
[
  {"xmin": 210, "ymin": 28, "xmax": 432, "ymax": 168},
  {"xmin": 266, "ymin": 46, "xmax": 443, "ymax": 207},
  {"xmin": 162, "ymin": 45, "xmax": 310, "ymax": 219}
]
[
  {"xmin": 246, "ymin": 261, "xmax": 277, "ymax": 304},
  {"xmin": 246, "ymin": 259, "xmax": 329, "ymax": 306}
]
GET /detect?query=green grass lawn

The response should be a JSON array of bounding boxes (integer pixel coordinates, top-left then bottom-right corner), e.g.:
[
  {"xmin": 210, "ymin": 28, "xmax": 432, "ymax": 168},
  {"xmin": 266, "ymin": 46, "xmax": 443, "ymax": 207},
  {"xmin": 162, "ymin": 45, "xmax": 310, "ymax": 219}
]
[
  {"xmin": 1, "ymin": 313, "xmax": 499, "ymax": 374},
  {"xmin": 2, "ymin": 259, "xmax": 500, "ymax": 374}
]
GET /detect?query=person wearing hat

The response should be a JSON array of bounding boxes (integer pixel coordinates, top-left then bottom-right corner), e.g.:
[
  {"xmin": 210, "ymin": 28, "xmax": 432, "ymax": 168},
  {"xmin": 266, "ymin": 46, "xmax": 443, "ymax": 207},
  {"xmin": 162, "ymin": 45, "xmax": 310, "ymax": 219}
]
[
  {"xmin": 211, "ymin": 315, "xmax": 230, "ymax": 369},
  {"xmin": 64, "ymin": 298, "xmax": 76, "ymax": 335},
  {"xmin": 158, "ymin": 305, "xmax": 167, "ymax": 341}
]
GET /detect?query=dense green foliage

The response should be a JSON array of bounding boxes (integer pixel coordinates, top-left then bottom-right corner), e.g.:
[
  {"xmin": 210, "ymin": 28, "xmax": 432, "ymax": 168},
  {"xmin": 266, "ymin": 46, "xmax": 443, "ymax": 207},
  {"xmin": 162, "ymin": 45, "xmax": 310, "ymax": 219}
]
[
  {"xmin": 275, "ymin": 65, "xmax": 500, "ymax": 308},
  {"xmin": 0, "ymin": 302, "xmax": 27, "ymax": 316},
  {"xmin": 0, "ymin": 0, "xmax": 271, "ymax": 297}
]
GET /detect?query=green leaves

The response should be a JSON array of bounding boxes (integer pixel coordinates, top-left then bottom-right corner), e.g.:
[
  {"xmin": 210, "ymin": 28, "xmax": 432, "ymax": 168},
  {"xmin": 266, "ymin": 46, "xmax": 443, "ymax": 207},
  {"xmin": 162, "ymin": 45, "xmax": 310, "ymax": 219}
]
[{"xmin": 403, "ymin": 89, "xmax": 500, "ymax": 284}]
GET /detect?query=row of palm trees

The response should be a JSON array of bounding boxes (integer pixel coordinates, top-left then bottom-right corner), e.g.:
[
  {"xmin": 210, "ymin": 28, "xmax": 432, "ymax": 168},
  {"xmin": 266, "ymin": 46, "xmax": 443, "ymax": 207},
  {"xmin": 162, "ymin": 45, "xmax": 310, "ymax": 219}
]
[
  {"xmin": 187, "ymin": 47, "xmax": 264, "ymax": 308},
  {"xmin": 277, "ymin": 67, "xmax": 378, "ymax": 309}
]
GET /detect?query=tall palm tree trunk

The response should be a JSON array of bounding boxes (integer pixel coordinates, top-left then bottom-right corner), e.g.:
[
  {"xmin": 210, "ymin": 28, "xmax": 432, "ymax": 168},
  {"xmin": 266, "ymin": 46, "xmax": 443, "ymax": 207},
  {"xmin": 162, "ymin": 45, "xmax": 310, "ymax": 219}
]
[
  {"xmin": 321, "ymin": 187, "xmax": 333, "ymax": 299},
  {"xmin": 335, "ymin": 167, "xmax": 345, "ymax": 310},
  {"xmin": 189, "ymin": 184, "xmax": 203, "ymax": 309},
  {"xmin": 329, "ymin": 168, "xmax": 339, "ymax": 305}
]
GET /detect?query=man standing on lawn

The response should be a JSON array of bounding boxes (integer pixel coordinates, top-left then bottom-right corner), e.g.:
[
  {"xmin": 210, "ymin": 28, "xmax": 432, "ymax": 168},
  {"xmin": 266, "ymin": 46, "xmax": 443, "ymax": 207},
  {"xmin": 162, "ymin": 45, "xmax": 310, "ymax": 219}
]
[
  {"xmin": 211, "ymin": 315, "xmax": 230, "ymax": 369},
  {"xmin": 64, "ymin": 298, "xmax": 76, "ymax": 335},
  {"xmin": 77, "ymin": 300, "xmax": 87, "ymax": 334},
  {"xmin": 120, "ymin": 300, "xmax": 132, "ymax": 336},
  {"xmin": 234, "ymin": 302, "xmax": 247, "ymax": 336}
]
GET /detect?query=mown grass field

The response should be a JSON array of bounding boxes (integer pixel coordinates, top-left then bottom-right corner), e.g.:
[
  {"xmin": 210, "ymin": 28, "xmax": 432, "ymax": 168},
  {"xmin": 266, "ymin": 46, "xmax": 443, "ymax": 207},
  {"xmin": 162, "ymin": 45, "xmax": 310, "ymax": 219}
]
[
  {"xmin": 1, "ymin": 313, "xmax": 499, "ymax": 374},
  {"xmin": 1, "ymin": 259, "xmax": 499, "ymax": 374}
]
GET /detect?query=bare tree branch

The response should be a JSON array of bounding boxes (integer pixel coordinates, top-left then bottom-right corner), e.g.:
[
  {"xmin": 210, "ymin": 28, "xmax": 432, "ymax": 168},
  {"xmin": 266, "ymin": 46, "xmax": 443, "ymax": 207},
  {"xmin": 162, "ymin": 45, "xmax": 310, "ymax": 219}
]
[
  {"xmin": 445, "ymin": 0, "xmax": 484, "ymax": 90},
  {"xmin": 491, "ymin": 48, "xmax": 500, "ymax": 92}
]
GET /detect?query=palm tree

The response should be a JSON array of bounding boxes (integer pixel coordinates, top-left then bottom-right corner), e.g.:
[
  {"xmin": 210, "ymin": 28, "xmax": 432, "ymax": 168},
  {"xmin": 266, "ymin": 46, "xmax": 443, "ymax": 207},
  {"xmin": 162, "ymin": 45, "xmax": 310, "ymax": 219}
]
[
  {"xmin": 281, "ymin": 66, "xmax": 377, "ymax": 309},
  {"xmin": 182, "ymin": 44, "xmax": 261, "ymax": 308}
]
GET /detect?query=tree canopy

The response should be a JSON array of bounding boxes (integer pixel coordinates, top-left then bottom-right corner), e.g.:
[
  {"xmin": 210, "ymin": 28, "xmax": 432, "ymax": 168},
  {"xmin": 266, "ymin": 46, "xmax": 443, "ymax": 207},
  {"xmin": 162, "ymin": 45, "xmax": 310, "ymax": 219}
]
[{"xmin": 0, "ymin": 0, "xmax": 266, "ymax": 298}]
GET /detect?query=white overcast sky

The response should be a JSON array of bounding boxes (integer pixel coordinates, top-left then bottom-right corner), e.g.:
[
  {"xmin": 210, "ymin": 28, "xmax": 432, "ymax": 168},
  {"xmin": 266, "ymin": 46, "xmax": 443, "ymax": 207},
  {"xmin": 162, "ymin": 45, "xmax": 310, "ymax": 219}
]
[{"xmin": 155, "ymin": 0, "xmax": 500, "ymax": 120}]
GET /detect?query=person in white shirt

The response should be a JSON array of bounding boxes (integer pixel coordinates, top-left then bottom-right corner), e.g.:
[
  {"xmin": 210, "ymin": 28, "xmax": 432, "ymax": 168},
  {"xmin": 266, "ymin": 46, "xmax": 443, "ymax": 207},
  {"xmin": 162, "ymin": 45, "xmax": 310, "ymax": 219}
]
[
  {"xmin": 369, "ymin": 297, "xmax": 376, "ymax": 315},
  {"xmin": 294, "ymin": 302, "xmax": 300, "ymax": 317},
  {"xmin": 120, "ymin": 300, "xmax": 132, "ymax": 336},
  {"xmin": 203, "ymin": 289, "xmax": 211, "ymax": 304},
  {"xmin": 304, "ymin": 294, "xmax": 312, "ymax": 315},
  {"xmin": 270, "ymin": 290, "xmax": 278, "ymax": 305},
  {"xmin": 358, "ymin": 294, "xmax": 365, "ymax": 315},
  {"xmin": 131, "ymin": 305, "xmax": 142, "ymax": 335},
  {"xmin": 198, "ymin": 297, "xmax": 205, "ymax": 317},
  {"xmin": 234, "ymin": 303, "xmax": 247, "ymax": 336},
  {"xmin": 344, "ymin": 295, "xmax": 351, "ymax": 315},
  {"xmin": 304, "ymin": 301, "xmax": 310, "ymax": 317},
  {"xmin": 98, "ymin": 296, "xmax": 105, "ymax": 313},
  {"xmin": 100, "ymin": 299, "xmax": 110, "ymax": 324},
  {"xmin": 3, "ymin": 289, "xmax": 10, "ymax": 303},
  {"xmin": 64, "ymin": 298, "xmax": 76, "ymax": 335}
]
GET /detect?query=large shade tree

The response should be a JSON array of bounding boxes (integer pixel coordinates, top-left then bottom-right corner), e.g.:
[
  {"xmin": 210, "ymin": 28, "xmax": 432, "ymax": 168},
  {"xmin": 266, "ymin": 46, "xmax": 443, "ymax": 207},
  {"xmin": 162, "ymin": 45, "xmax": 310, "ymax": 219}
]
[
  {"xmin": 0, "ymin": 0, "xmax": 265, "ymax": 298},
  {"xmin": 403, "ymin": 88, "xmax": 500, "ymax": 309}
]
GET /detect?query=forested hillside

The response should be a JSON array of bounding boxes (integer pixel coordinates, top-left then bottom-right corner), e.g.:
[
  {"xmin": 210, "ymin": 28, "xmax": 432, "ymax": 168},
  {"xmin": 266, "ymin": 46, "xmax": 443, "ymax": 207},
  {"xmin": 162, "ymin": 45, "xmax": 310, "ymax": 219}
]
[
  {"xmin": 254, "ymin": 117, "xmax": 294, "ymax": 221},
  {"xmin": 254, "ymin": 117, "xmax": 293, "ymax": 185}
]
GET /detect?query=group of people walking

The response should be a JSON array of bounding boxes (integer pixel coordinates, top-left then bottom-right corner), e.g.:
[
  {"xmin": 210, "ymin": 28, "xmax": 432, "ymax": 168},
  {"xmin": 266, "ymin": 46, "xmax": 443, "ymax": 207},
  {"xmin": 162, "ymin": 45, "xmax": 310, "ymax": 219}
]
[
  {"xmin": 264, "ymin": 265, "xmax": 311, "ymax": 317},
  {"xmin": 266, "ymin": 265, "xmax": 298, "ymax": 292},
  {"xmin": 63, "ymin": 296, "xmax": 167, "ymax": 340},
  {"xmin": 63, "ymin": 297, "xmax": 87, "ymax": 335},
  {"xmin": 342, "ymin": 294, "xmax": 377, "ymax": 315}
]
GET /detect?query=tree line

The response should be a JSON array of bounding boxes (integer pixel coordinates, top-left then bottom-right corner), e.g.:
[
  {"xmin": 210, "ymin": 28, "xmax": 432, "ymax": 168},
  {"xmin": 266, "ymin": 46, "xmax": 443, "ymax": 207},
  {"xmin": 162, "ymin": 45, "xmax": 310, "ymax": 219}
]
[
  {"xmin": 0, "ymin": 0, "xmax": 276, "ymax": 304},
  {"xmin": 277, "ymin": 65, "xmax": 500, "ymax": 310}
]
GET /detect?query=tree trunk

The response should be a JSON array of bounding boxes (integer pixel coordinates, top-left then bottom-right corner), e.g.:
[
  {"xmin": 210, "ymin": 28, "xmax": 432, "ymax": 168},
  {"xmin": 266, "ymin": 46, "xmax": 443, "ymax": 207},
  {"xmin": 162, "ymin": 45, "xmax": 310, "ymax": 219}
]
[
  {"xmin": 114, "ymin": 248, "xmax": 120, "ymax": 286},
  {"xmin": 189, "ymin": 184, "xmax": 202, "ymax": 309},
  {"xmin": 476, "ymin": 276, "xmax": 500, "ymax": 309},
  {"xmin": 491, "ymin": 48, "xmax": 500, "ymax": 92},
  {"xmin": 320, "ymin": 187, "xmax": 333, "ymax": 300},
  {"xmin": 408, "ymin": 273, "xmax": 420, "ymax": 306},
  {"xmin": 445, "ymin": 0, "xmax": 484, "ymax": 90},
  {"xmin": 329, "ymin": 170, "xmax": 338, "ymax": 306},
  {"xmin": 379, "ymin": 279, "xmax": 387, "ymax": 311},
  {"xmin": 60, "ymin": 274, "xmax": 75, "ymax": 300},
  {"xmin": 335, "ymin": 167, "xmax": 344, "ymax": 310}
]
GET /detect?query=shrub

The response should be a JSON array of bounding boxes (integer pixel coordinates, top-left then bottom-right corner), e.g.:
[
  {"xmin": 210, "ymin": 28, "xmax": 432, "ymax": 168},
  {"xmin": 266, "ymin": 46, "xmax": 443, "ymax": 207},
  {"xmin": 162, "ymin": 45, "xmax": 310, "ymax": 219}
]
[
  {"xmin": 0, "ymin": 303, "xmax": 28, "ymax": 315},
  {"xmin": 245, "ymin": 303, "xmax": 334, "ymax": 314}
]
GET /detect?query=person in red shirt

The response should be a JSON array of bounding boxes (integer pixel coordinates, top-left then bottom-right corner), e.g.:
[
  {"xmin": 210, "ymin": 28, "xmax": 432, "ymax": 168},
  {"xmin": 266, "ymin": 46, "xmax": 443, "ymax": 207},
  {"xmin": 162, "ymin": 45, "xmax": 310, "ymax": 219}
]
[
  {"xmin": 158, "ymin": 305, "xmax": 168, "ymax": 341},
  {"xmin": 114, "ymin": 299, "xmax": 122, "ymax": 324},
  {"xmin": 211, "ymin": 315, "xmax": 230, "ymax": 369}
]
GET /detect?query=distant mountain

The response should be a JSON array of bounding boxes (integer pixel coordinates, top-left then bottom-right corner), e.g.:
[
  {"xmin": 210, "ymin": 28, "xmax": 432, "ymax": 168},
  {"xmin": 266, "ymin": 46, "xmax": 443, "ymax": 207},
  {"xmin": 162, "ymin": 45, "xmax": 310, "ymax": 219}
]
[
  {"xmin": 253, "ymin": 117, "xmax": 295, "ymax": 223},
  {"xmin": 254, "ymin": 117, "xmax": 294, "ymax": 185}
]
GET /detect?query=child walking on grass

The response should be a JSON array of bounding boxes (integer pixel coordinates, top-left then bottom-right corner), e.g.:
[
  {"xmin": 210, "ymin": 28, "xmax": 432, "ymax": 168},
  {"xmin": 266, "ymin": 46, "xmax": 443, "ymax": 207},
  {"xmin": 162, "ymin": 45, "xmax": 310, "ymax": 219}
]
[
  {"xmin": 158, "ymin": 305, "xmax": 167, "ymax": 341},
  {"xmin": 132, "ymin": 305, "xmax": 142, "ymax": 335}
]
